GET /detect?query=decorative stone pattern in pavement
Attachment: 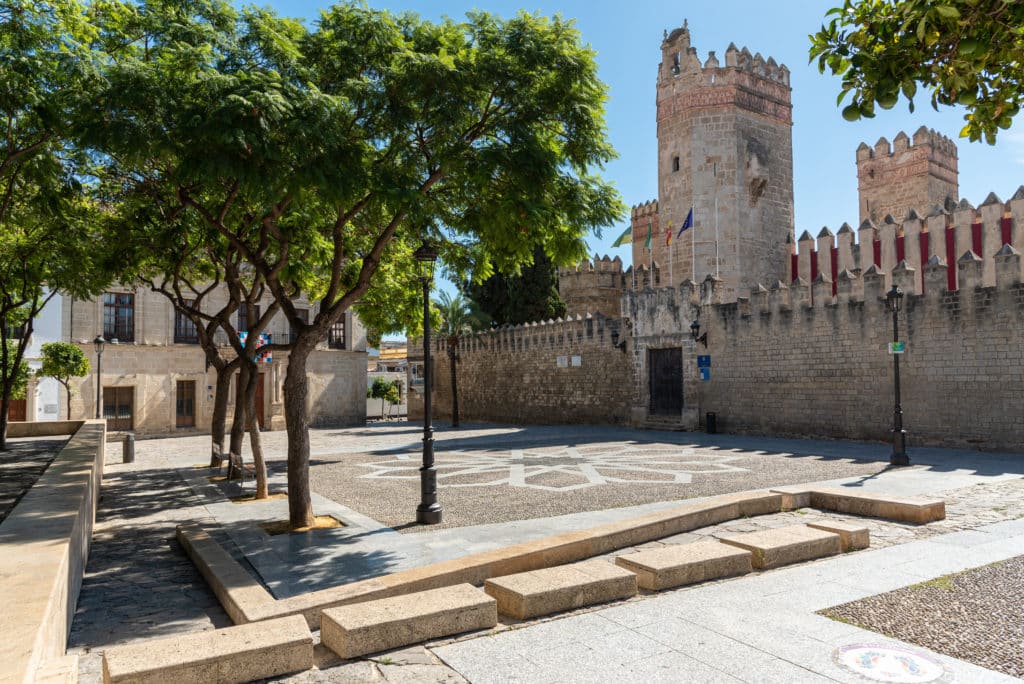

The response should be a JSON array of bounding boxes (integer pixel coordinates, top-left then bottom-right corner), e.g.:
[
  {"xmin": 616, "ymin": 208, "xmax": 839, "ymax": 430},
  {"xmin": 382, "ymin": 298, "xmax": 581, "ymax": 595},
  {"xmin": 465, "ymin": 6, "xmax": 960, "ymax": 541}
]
[
  {"xmin": 822, "ymin": 555, "xmax": 1024, "ymax": 679},
  {"xmin": 68, "ymin": 446, "xmax": 234, "ymax": 684},
  {"xmin": 0, "ymin": 437, "xmax": 65, "ymax": 523}
]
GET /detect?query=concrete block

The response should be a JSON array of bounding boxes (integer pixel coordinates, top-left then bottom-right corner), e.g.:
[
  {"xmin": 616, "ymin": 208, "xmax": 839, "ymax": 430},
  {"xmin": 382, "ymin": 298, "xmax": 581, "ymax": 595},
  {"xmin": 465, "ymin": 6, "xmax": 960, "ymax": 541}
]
[
  {"xmin": 615, "ymin": 540, "xmax": 753, "ymax": 590},
  {"xmin": 101, "ymin": 615, "xmax": 313, "ymax": 684},
  {"xmin": 35, "ymin": 655, "xmax": 79, "ymax": 683},
  {"xmin": 718, "ymin": 525, "xmax": 842, "ymax": 569},
  {"xmin": 320, "ymin": 584, "xmax": 496, "ymax": 660},
  {"xmin": 809, "ymin": 487, "xmax": 946, "ymax": 524},
  {"xmin": 485, "ymin": 560, "xmax": 637, "ymax": 620},
  {"xmin": 806, "ymin": 520, "xmax": 870, "ymax": 551},
  {"xmin": 769, "ymin": 486, "xmax": 811, "ymax": 510}
]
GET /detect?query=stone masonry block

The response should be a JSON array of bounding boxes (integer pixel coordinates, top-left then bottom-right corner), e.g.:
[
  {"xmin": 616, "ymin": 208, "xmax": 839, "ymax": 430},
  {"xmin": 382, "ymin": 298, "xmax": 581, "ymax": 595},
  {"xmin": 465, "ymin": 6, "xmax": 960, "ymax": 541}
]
[
  {"xmin": 615, "ymin": 540, "xmax": 752, "ymax": 591},
  {"xmin": 484, "ymin": 560, "xmax": 637, "ymax": 620},
  {"xmin": 718, "ymin": 524, "xmax": 842, "ymax": 569},
  {"xmin": 806, "ymin": 521, "xmax": 870, "ymax": 551}
]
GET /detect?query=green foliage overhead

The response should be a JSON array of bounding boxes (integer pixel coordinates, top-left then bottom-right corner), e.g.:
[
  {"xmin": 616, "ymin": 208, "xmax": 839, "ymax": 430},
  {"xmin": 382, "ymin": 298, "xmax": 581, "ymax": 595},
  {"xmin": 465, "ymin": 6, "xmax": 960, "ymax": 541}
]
[
  {"xmin": 435, "ymin": 290, "xmax": 489, "ymax": 338},
  {"xmin": 809, "ymin": 1, "xmax": 1024, "ymax": 143},
  {"xmin": 1, "ymin": 340, "xmax": 29, "ymax": 401},
  {"xmin": 38, "ymin": 342, "xmax": 89, "ymax": 384},
  {"xmin": 463, "ymin": 246, "xmax": 566, "ymax": 326}
]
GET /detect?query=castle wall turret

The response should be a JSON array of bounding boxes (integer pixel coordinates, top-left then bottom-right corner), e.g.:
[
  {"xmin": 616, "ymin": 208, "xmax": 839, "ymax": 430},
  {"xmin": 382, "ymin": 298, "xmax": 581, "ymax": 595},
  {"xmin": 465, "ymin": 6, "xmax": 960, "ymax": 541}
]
[
  {"xmin": 650, "ymin": 22, "xmax": 794, "ymax": 299},
  {"xmin": 857, "ymin": 127, "xmax": 959, "ymax": 226}
]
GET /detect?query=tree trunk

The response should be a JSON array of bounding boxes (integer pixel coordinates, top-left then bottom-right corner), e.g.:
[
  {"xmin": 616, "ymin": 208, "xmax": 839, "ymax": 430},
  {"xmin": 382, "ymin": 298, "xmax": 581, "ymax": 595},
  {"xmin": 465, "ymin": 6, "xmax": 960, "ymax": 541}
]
[
  {"xmin": 64, "ymin": 383, "xmax": 72, "ymax": 421},
  {"xmin": 228, "ymin": 363, "xmax": 246, "ymax": 464},
  {"xmin": 0, "ymin": 393, "xmax": 8, "ymax": 451},
  {"xmin": 284, "ymin": 344, "xmax": 315, "ymax": 529},
  {"xmin": 210, "ymin": 365, "xmax": 231, "ymax": 467},
  {"xmin": 242, "ymin": 364, "xmax": 269, "ymax": 499},
  {"xmin": 449, "ymin": 338, "xmax": 460, "ymax": 428}
]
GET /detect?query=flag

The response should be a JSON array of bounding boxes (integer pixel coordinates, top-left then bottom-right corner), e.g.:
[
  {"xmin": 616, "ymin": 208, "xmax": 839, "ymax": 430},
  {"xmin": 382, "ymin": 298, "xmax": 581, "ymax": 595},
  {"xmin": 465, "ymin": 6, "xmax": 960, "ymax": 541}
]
[
  {"xmin": 665, "ymin": 226, "xmax": 672, "ymax": 246},
  {"xmin": 610, "ymin": 225, "xmax": 632, "ymax": 247},
  {"xmin": 676, "ymin": 208, "xmax": 694, "ymax": 238},
  {"xmin": 644, "ymin": 222, "xmax": 652, "ymax": 250}
]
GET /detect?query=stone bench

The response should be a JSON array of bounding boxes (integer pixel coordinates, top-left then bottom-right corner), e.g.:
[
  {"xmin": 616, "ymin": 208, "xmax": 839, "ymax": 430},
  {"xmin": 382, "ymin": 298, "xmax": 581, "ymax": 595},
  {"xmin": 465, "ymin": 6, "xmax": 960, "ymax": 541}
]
[
  {"xmin": 771, "ymin": 486, "xmax": 945, "ymax": 524},
  {"xmin": 483, "ymin": 559, "xmax": 637, "ymax": 619},
  {"xmin": 718, "ymin": 524, "xmax": 842, "ymax": 569},
  {"xmin": 615, "ymin": 540, "xmax": 753, "ymax": 591},
  {"xmin": 320, "ymin": 584, "xmax": 496, "ymax": 660},
  {"xmin": 101, "ymin": 614, "xmax": 313, "ymax": 684},
  {"xmin": 807, "ymin": 520, "xmax": 870, "ymax": 551}
]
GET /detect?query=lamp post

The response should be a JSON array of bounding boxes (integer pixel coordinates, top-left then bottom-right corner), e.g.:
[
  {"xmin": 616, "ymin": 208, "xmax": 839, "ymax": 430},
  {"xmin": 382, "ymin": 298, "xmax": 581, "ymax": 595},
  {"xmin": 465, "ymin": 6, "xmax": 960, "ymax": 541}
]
[
  {"xmin": 92, "ymin": 335, "xmax": 106, "ymax": 420},
  {"xmin": 885, "ymin": 285, "xmax": 910, "ymax": 466},
  {"xmin": 414, "ymin": 240, "xmax": 442, "ymax": 524}
]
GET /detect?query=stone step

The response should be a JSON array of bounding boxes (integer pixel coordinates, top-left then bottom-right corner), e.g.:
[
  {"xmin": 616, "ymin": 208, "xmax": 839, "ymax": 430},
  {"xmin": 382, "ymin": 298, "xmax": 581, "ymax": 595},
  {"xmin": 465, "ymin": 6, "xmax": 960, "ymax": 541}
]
[
  {"xmin": 484, "ymin": 559, "xmax": 638, "ymax": 619},
  {"xmin": 101, "ymin": 614, "xmax": 313, "ymax": 684},
  {"xmin": 718, "ymin": 524, "xmax": 842, "ymax": 569},
  {"xmin": 320, "ymin": 584, "xmax": 496, "ymax": 660},
  {"xmin": 807, "ymin": 520, "xmax": 870, "ymax": 551},
  {"xmin": 615, "ymin": 540, "xmax": 753, "ymax": 591}
]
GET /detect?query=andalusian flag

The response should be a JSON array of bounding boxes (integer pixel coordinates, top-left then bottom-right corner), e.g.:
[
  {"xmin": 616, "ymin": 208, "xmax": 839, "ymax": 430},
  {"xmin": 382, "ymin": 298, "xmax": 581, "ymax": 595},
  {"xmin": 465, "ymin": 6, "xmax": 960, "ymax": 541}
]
[
  {"xmin": 611, "ymin": 225, "xmax": 632, "ymax": 247},
  {"xmin": 644, "ymin": 222, "xmax": 652, "ymax": 249}
]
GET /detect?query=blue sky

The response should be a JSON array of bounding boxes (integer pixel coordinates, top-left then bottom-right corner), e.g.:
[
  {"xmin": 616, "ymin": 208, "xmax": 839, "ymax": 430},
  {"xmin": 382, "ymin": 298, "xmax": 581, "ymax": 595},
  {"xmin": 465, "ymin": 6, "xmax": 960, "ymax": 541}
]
[{"xmin": 263, "ymin": 0, "xmax": 1019, "ymax": 271}]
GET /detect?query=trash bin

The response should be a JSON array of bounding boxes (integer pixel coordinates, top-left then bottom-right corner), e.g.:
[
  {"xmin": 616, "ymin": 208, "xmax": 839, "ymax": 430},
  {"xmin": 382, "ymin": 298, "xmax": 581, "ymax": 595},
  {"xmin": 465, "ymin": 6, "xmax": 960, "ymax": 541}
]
[{"xmin": 705, "ymin": 412, "xmax": 717, "ymax": 434}]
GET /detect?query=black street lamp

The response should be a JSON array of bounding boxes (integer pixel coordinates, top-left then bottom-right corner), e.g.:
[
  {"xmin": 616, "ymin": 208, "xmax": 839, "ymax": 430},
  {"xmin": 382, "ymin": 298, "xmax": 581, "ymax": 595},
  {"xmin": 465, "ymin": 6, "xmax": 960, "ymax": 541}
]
[
  {"xmin": 885, "ymin": 285, "xmax": 910, "ymax": 466},
  {"xmin": 414, "ymin": 240, "xmax": 442, "ymax": 524},
  {"xmin": 93, "ymin": 335, "xmax": 106, "ymax": 420}
]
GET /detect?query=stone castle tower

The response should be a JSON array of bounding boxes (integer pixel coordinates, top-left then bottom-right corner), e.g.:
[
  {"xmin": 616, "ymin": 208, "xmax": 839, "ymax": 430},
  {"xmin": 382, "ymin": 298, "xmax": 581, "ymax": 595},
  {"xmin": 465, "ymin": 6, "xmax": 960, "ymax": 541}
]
[
  {"xmin": 633, "ymin": 21, "xmax": 794, "ymax": 298},
  {"xmin": 856, "ymin": 126, "xmax": 959, "ymax": 225}
]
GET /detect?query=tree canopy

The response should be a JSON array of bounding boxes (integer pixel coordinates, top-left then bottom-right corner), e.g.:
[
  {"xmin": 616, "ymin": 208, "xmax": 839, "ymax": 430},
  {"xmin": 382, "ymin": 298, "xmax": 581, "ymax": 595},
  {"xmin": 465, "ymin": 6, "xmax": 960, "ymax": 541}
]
[
  {"xmin": 38, "ymin": 341, "xmax": 89, "ymax": 419},
  {"xmin": 810, "ymin": 0, "xmax": 1024, "ymax": 143},
  {"xmin": 86, "ymin": 0, "xmax": 623, "ymax": 527},
  {"xmin": 463, "ymin": 246, "xmax": 567, "ymax": 326}
]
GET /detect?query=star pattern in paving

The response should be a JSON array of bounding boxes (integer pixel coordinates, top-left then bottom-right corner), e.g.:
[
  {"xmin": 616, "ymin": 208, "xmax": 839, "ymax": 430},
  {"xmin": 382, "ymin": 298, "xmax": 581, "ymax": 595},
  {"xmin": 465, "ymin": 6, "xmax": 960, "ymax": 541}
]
[{"xmin": 359, "ymin": 444, "xmax": 749, "ymax": 491}]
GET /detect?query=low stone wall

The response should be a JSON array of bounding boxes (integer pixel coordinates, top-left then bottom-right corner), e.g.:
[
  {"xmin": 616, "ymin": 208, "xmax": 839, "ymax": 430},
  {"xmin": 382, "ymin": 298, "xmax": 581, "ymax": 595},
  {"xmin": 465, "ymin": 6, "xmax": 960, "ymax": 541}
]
[
  {"xmin": 0, "ymin": 420, "xmax": 105, "ymax": 683},
  {"xmin": 6, "ymin": 420, "xmax": 84, "ymax": 438}
]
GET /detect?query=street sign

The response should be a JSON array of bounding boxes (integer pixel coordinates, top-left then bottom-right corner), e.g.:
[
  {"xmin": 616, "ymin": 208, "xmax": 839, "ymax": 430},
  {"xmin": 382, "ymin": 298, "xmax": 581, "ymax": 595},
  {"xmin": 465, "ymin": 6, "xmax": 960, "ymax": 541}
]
[
  {"xmin": 699, "ymin": 367, "xmax": 710, "ymax": 381},
  {"xmin": 697, "ymin": 355, "xmax": 711, "ymax": 368},
  {"xmin": 888, "ymin": 341, "xmax": 906, "ymax": 354}
]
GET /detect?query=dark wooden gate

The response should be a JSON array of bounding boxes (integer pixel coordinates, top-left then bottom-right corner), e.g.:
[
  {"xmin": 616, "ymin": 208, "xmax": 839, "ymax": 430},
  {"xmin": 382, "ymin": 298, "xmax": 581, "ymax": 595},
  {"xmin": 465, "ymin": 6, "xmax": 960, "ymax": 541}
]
[
  {"xmin": 176, "ymin": 380, "xmax": 195, "ymax": 428},
  {"xmin": 103, "ymin": 386, "xmax": 134, "ymax": 431},
  {"xmin": 649, "ymin": 347, "xmax": 683, "ymax": 415},
  {"xmin": 7, "ymin": 399, "xmax": 26, "ymax": 422}
]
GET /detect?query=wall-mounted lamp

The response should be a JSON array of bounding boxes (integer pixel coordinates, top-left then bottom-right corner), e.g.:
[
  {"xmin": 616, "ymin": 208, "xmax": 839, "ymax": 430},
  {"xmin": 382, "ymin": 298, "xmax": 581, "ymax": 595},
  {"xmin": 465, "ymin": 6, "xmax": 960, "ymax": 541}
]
[{"xmin": 690, "ymin": 319, "xmax": 707, "ymax": 348}]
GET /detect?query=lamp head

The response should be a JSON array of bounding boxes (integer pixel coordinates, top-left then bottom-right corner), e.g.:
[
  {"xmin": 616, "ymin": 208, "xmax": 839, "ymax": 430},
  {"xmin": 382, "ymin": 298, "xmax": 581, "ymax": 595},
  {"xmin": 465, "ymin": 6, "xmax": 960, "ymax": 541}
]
[
  {"xmin": 885, "ymin": 285, "xmax": 904, "ymax": 313},
  {"xmin": 413, "ymin": 240, "xmax": 439, "ymax": 282},
  {"xmin": 93, "ymin": 335, "xmax": 106, "ymax": 354},
  {"xmin": 690, "ymin": 319, "xmax": 700, "ymax": 338}
]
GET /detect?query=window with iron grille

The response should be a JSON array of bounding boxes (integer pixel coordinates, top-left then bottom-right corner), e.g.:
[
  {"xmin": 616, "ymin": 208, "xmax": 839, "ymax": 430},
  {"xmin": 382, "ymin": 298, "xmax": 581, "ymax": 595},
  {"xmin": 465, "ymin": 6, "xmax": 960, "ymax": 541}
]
[
  {"xmin": 174, "ymin": 300, "xmax": 199, "ymax": 344},
  {"xmin": 237, "ymin": 302, "xmax": 260, "ymax": 334},
  {"xmin": 290, "ymin": 308, "xmax": 308, "ymax": 344},
  {"xmin": 2, "ymin": 322, "xmax": 25, "ymax": 339},
  {"xmin": 328, "ymin": 314, "xmax": 346, "ymax": 349},
  {"xmin": 103, "ymin": 293, "xmax": 134, "ymax": 342},
  {"xmin": 103, "ymin": 386, "xmax": 134, "ymax": 431}
]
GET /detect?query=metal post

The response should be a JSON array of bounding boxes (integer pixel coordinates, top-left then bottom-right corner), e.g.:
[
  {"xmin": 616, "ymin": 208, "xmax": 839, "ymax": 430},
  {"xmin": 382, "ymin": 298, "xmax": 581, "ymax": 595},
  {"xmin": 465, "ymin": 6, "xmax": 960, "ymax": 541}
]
[
  {"xmin": 417, "ymin": 276, "xmax": 442, "ymax": 524},
  {"xmin": 448, "ymin": 339, "xmax": 459, "ymax": 428},
  {"xmin": 94, "ymin": 345, "xmax": 103, "ymax": 420},
  {"xmin": 890, "ymin": 303, "xmax": 909, "ymax": 466}
]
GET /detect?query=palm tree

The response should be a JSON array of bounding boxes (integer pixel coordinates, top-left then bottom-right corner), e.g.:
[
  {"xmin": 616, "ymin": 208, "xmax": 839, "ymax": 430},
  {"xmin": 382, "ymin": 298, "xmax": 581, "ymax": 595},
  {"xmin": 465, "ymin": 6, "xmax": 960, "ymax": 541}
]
[{"xmin": 435, "ymin": 291, "xmax": 488, "ymax": 427}]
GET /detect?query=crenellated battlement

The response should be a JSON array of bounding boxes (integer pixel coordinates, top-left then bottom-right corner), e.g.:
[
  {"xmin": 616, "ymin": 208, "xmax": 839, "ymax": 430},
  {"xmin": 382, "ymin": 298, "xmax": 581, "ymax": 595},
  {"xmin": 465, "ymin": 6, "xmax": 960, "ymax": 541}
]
[
  {"xmin": 788, "ymin": 186, "xmax": 1024, "ymax": 297},
  {"xmin": 857, "ymin": 127, "xmax": 959, "ymax": 225},
  {"xmin": 658, "ymin": 21, "xmax": 790, "ymax": 89},
  {"xmin": 435, "ymin": 312, "xmax": 626, "ymax": 357},
  {"xmin": 631, "ymin": 199, "xmax": 659, "ymax": 219}
]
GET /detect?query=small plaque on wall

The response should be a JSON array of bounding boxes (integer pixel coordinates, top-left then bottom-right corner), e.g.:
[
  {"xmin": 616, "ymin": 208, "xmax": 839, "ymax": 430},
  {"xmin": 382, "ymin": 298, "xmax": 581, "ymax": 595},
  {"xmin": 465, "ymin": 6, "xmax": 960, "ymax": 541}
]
[
  {"xmin": 571, "ymin": 355, "xmax": 582, "ymax": 367},
  {"xmin": 556, "ymin": 355, "xmax": 568, "ymax": 368}
]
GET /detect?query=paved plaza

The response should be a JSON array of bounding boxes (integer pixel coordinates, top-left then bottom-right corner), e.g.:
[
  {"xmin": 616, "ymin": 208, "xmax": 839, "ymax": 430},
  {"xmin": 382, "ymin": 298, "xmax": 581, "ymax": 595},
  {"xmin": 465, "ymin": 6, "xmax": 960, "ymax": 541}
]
[{"xmin": 55, "ymin": 423, "xmax": 1024, "ymax": 682}]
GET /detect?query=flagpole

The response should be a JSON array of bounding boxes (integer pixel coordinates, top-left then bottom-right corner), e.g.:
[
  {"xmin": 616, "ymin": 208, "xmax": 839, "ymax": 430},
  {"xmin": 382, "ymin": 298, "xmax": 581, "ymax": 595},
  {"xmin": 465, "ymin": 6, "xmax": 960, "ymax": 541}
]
[
  {"xmin": 669, "ymin": 214, "xmax": 674, "ymax": 286},
  {"xmin": 714, "ymin": 163, "xmax": 720, "ymax": 278}
]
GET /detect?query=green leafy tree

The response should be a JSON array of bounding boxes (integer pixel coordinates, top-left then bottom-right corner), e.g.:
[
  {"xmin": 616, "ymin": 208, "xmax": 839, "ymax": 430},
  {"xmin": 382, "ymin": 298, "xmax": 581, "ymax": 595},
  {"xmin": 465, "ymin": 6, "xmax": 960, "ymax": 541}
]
[
  {"xmin": 436, "ymin": 291, "xmax": 487, "ymax": 427},
  {"xmin": 37, "ymin": 342, "xmax": 89, "ymax": 419},
  {"xmin": 0, "ymin": 0, "xmax": 111, "ymax": 448},
  {"xmin": 367, "ymin": 377, "xmax": 400, "ymax": 420},
  {"xmin": 464, "ymin": 246, "xmax": 567, "ymax": 327},
  {"xmin": 809, "ymin": 0, "xmax": 1024, "ymax": 143},
  {"xmin": 1, "ymin": 339, "xmax": 29, "ymax": 403},
  {"xmin": 88, "ymin": 2, "xmax": 623, "ymax": 529}
]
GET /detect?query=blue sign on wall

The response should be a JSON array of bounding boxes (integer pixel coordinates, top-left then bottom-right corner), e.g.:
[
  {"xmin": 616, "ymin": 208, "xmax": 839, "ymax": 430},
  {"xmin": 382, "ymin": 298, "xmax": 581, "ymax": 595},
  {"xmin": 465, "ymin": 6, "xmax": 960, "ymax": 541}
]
[
  {"xmin": 697, "ymin": 355, "xmax": 711, "ymax": 368},
  {"xmin": 699, "ymin": 367, "xmax": 710, "ymax": 381}
]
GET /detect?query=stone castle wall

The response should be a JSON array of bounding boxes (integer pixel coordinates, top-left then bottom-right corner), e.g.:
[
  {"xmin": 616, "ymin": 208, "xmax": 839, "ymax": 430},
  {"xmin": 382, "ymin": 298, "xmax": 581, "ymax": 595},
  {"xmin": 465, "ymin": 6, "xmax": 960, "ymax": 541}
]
[{"xmin": 427, "ymin": 315, "xmax": 634, "ymax": 426}]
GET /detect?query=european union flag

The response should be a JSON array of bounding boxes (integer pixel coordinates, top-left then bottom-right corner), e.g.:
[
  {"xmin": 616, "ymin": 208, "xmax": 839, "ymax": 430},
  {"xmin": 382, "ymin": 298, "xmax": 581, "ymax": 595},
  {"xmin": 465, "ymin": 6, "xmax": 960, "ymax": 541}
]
[{"xmin": 676, "ymin": 207, "xmax": 693, "ymax": 238}]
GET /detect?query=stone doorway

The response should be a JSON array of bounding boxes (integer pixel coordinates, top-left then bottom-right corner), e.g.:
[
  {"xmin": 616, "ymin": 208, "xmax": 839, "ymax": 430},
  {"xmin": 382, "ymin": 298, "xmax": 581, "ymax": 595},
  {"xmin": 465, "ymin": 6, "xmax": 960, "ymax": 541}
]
[{"xmin": 648, "ymin": 347, "xmax": 682, "ymax": 416}]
